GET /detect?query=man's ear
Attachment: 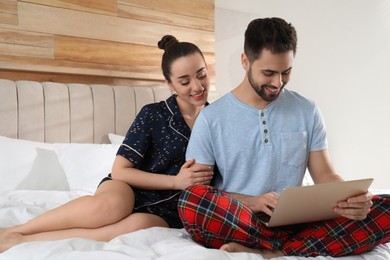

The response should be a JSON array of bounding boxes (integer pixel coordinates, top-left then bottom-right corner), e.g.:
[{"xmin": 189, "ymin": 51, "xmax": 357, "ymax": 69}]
[{"xmin": 241, "ymin": 53, "xmax": 250, "ymax": 71}]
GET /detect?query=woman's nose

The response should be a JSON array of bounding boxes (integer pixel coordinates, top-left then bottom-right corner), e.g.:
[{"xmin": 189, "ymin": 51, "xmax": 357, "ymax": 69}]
[{"xmin": 191, "ymin": 79, "xmax": 204, "ymax": 91}]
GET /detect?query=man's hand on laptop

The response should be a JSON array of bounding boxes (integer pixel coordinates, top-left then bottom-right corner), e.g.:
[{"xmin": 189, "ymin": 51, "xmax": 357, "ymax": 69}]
[
  {"xmin": 229, "ymin": 191, "xmax": 279, "ymax": 216},
  {"xmin": 248, "ymin": 192, "xmax": 279, "ymax": 215},
  {"xmin": 333, "ymin": 191, "xmax": 373, "ymax": 220}
]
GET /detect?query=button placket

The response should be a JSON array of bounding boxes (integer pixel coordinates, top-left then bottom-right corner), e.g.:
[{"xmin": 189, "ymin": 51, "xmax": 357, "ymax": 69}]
[{"xmin": 260, "ymin": 111, "xmax": 270, "ymax": 144}]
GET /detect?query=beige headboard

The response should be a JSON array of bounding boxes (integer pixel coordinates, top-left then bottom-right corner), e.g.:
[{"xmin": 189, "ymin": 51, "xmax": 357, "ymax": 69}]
[{"xmin": 0, "ymin": 79, "xmax": 171, "ymax": 144}]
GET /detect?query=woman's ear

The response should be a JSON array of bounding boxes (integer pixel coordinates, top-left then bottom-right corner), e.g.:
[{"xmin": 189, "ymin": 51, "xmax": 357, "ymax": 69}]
[
  {"xmin": 241, "ymin": 53, "xmax": 250, "ymax": 71},
  {"xmin": 166, "ymin": 79, "xmax": 172, "ymax": 90},
  {"xmin": 167, "ymin": 81, "xmax": 176, "ymax": 94}
]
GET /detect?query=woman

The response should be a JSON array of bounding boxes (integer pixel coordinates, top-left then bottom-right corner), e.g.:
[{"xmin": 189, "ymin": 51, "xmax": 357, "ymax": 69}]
[{"xmin": 0, "ymin": 35, "xmax": 213, "ymax": 252}]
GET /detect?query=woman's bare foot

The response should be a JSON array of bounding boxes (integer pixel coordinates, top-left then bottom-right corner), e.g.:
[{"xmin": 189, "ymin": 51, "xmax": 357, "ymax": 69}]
[
  {"xmin": 0, "ymin": 227, "xmax": 11, "ymax": 235},
  {"xmin": 0, "ymin": 232, "xmax": 24, "ymax": 253},
  {"xmin": 220, "ymin": 242, "xmax": 284, "ymax": 259},
  {"xmin": 220, "ymin": 242, "xmax": 261, "ymax": 253},
  {"xmin": 0, "ymin": 225, "xmax": 21, "ymax": 236}
]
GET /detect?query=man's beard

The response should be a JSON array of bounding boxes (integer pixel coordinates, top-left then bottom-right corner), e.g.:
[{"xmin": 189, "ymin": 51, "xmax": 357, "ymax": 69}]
[{"xmin": 247, "ymin": 67, "xmax": 284, "ymax": 102}]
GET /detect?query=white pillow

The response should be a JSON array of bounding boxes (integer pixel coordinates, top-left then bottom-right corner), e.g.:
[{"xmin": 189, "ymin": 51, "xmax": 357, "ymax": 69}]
[
  {"xmin": 108, "ymin": 133, "xmax": 125, "ymax": 144},
  {"xmin": 16, "ymin": 148, "xmax": 70, "ymax": 191},
  {"xmin": 0, "ymin": 135, "xmax": 55, "ymax": 190},
  {"xmin": 54, "ymin": 143, "xmax": 120, "ymax": 193},
  {"xmin": 303, "ymin": 172, "xmax": 314, "ymax": 186}
]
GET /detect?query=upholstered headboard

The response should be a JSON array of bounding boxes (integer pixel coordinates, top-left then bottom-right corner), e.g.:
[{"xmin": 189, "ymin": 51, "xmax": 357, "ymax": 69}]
[{"xmin": 0, "ymin": 79, "xmax": 171, "ymax": 144}]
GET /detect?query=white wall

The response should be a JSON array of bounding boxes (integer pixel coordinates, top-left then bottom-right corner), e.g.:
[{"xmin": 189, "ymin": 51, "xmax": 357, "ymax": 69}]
[{"xmin": 215, "ymin": 0, "xmax": 390, "ymax": 189}]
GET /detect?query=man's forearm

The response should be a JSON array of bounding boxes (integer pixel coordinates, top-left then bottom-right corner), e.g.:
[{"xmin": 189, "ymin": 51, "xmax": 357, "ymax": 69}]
[{"xmin": 314, "ymin": 172, "xmax": 343, "ymax": 184}]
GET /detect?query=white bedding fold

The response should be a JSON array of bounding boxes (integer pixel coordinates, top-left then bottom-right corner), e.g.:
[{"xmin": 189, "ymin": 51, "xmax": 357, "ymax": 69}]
[{"xmin": 1, "ymin": 190, "xmax": 389, "ymax": 260}]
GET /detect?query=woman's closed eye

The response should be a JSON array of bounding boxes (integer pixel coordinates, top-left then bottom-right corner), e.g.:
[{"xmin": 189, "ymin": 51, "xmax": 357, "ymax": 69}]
[
  {"xmin": 197, "ymin": 70, "xmax": 207, "ymax": 78},
  {"xmin": 180, "ymin": 81, "xmax": 190, "ymax": 86}
]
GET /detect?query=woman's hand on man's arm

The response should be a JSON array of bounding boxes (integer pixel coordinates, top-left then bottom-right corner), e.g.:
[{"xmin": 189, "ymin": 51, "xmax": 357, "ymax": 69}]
[
  {"xmin": 111, "ymin": 156, "xmax": 212, "ymax": 190},
  {"xmin": 173, "ymin": 159, "xmax": 214, "ymax": 190}
]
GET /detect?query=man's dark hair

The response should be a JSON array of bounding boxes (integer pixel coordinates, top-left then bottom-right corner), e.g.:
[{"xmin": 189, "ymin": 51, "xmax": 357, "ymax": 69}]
[{"xmin": 244, "ymin": 17, "xmax": 297, "ymax": 62}]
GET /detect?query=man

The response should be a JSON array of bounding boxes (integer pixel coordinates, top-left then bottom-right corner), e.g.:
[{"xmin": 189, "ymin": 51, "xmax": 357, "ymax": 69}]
[{"xmin": 178, "ymin": 17, "xmax": 390, "ymax": 257}]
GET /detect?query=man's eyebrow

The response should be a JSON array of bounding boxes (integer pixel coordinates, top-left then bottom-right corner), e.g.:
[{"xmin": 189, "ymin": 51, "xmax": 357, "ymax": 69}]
[
  {"xmin": 262, "ymin": 69, "xmax": 276, "ymax": 73},
  {"xmin": 262, "ymin": 67, "xmax": 292, "ymax": 73},
  {"xmin": 177, "ymin": 67, "xmax": 206, "ymax": 79}
]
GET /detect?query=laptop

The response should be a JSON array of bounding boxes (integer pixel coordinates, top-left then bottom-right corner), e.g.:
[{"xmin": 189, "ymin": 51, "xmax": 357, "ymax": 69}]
[{"xmin": 259, "ymin": 178, "xmax": 374, "ymax": 227}]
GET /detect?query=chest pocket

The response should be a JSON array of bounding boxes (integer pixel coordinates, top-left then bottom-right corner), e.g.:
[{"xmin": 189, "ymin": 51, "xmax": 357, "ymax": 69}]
[{"xmin": 281, "ymin": 132, "xmax": 308, "ymax": 168}]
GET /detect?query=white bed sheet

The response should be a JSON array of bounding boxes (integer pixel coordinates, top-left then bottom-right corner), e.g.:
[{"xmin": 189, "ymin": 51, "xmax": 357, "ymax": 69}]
[{"xmin": 0, "ymin": 190, "xmax": 389, "ymax": 260}]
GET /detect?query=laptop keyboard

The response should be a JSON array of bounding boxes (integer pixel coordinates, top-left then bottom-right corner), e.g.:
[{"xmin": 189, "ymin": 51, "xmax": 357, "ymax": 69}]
[{"xmin": 256, "ymin": 212, "xmax": 271, "ymax": 223}]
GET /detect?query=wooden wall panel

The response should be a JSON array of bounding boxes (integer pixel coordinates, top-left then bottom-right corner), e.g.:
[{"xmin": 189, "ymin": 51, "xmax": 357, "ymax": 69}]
[
  {"xmin": 0, "ymin": 0, "xmax": 18, "ymax": 13},
  {"xmin": 0, "ymin": 13, "xmax": 17, "ymax": 25},
  {"xmin": 55, "ymin": 36, "xmax": 161, "ymax": 67},
  {"xmin": 0, "ymin": 28, "xmax": 54, "ymax": 58},
  {"xmin": 0, "ymin": 28, "xmax": 53, "ymax": 48},
  {"xmin": 117, "ymin": 5, "xmax": 213, "ymax": 31},
  {"xmin": 0, "ymin": 69, "xmax": 163, "ymax": 87},
  {"xmin": 0, "ymin": 54, "xmax": 163, "ymax": 80},
  {"xmin": 119, "ymin": 0, "xmax": 214, "ymax": 19},
  {"xmin": 0, "ymin": 42, "xmax": 53, "ymax": 58},
  {"xmin": 22, "ymin": 0, "xmax": 118, "ymax": 15},
  {"xmin": 0, "ymin": 0, "xmax": 18, "ymax": 25},
  {"xmin": 15, "ymin": 3, "xmax": 214, "ymax": 52},
  {"xmin": 0, "ymin": 69, "xmax": 116, "ymax": 84},
  {"xmin": 0, "ymin": 0, "xmax": 215, "ymax": 88}
]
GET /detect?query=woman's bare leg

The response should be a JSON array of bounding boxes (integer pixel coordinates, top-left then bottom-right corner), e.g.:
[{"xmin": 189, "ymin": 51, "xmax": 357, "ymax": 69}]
[
  {"xmin": 0, "ymin": 213, "xmax": 168, "ymax": 252},
  {"xmin": 1, "ymin": 180, "xmax": 134, "ymax": 236}
]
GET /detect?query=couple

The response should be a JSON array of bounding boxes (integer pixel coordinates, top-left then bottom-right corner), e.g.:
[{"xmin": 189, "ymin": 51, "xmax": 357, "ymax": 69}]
[{"xmin": 1, "ymin": 17, "xmax": 389, "ymax": 258}]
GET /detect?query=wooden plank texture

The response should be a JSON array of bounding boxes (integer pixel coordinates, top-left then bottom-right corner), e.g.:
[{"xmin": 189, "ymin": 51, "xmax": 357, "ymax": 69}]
[
  {"xmin": 0, "ymin": 28, "xmax": 53, "ymax": 47},
  {"xmin": 118, "ymin": 4, "xmax": 214, "ymax": 31},
  {"xmin": 55, "ymin": 36, "xmax": 162, "ymax": 66},
  {"xmin": 0, "ymin": 69, "xmax": 166, "ymax": 86},
  {"xmin": 17, "ymin": 2, "xmax": 214, "ymax": 52},
  {"xmin": 0, "ymin": 0, "xmax": 17, "ymax": 14},
  {"xmin": 0, "ymin": 0, "xmax": 18, "ymax": 25},
  {"xmin": 0, "ymin": 12, "xmax": 17, "ymax": 25},
  {"xmin": 0, "ymin": 54, "xmax": 164, "ymax": 80},
  {"xmin": 0, "ymin": 42, "xmax": 53, "ymax": 58},
  {"xmin": 119, "ymin": 0, "xmax": 214, "ymax": 20},
  {"xmin": 22, "ymin": 0, "xmax": 118, "ymax": 16},
  {"xmin": 0, "ymin": 69, "xmax": 119, "ymax": 84},
  {"xmin": 0, "ymin": 0, "xmax": 215, "ymax": 88}
]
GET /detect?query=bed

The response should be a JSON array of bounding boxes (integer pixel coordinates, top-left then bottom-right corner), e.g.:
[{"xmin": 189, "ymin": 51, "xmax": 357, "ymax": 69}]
[{"xmin": 0, "ymin": 79, "xmax": 389, "ymax": 260}]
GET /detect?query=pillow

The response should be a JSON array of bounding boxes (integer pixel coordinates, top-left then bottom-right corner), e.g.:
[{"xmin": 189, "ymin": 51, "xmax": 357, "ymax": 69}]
[
  {"xmin": 0, "ymin": 135, "xmax": 54, "ymax": 190},
  {"xmin": 108, "ymin": 133, "xmax": 125, "ymax": 144},
  {"xmin": 303, "ymin": 172, "xmax": 314, "ymax": 186},
  {"xmin": 16, "ymin": 148, "xmax": 70, "ymax": 191},
  {"xmin": 54, "ymin": 143, "xmax": 120, "ymax": 193}
]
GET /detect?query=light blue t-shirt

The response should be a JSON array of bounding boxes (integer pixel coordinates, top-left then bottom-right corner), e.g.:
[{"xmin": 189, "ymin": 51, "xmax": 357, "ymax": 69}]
[{"xmin": 186, "ymin": 89, "xmax": 328, "ymax": 196}]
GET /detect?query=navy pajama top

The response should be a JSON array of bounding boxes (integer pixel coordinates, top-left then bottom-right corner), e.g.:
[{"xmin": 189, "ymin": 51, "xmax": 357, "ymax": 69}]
[{"xmin": 116, "ymin": 95, "xmax": 192, "ymax": 209}]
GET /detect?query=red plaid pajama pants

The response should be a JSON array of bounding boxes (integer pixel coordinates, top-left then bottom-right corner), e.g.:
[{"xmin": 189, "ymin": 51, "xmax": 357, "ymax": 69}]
[{"xmin": 178, "ymin": 185, "xmax": 390, "ymax": 257}]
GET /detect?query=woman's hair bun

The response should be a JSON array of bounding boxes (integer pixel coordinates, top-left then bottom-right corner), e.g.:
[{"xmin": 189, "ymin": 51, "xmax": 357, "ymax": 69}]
[{"xmin": 158, "ymin": 35, "xmax": 179, "ymax": 50}]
